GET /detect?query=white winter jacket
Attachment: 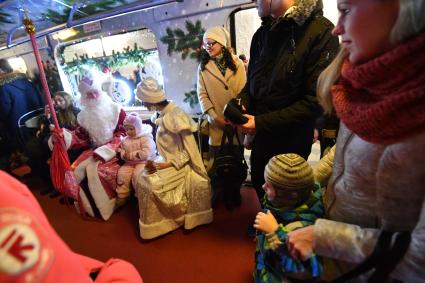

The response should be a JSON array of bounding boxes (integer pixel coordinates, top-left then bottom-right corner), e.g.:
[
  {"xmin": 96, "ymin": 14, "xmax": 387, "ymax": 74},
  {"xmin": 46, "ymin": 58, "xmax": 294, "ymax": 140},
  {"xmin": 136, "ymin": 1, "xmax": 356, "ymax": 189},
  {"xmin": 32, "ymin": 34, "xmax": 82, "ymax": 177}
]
[{"xmin": 314, "ymin": 122, "xmax": 425, "ymax": 283}]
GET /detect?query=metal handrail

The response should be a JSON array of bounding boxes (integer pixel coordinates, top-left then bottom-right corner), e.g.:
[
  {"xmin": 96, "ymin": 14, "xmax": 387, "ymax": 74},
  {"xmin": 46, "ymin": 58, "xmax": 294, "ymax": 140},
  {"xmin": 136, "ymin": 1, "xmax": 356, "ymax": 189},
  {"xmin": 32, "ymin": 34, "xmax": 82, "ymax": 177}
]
[{"xmin": 5, "ymin": 0, "xmax": 183, "ymax": 49}]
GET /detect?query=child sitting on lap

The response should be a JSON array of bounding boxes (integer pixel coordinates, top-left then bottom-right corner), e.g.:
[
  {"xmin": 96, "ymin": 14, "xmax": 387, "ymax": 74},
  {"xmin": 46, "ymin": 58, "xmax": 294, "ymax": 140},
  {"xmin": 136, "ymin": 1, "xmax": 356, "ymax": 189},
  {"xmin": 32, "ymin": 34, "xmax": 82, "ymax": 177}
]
[
  {"xmin": 254, "ymin": 153, "xmax": 324, "ymax": 283},
  {"xmin": 116, "ymin": 112, "xmax": 156, "ymax": 208}
]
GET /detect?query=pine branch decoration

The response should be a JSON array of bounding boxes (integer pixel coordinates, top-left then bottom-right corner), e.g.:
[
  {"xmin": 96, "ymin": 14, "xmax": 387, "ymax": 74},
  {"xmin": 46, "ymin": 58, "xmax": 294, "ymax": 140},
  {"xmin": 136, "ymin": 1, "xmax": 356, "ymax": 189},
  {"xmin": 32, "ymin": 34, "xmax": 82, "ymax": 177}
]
[
  {"xmin": 160, "ymin": 20, "xmax": 205, "ymax": 62},
  {"xmin": 183, "ymin": 85, "xmax": 199, "ymax": 108}
]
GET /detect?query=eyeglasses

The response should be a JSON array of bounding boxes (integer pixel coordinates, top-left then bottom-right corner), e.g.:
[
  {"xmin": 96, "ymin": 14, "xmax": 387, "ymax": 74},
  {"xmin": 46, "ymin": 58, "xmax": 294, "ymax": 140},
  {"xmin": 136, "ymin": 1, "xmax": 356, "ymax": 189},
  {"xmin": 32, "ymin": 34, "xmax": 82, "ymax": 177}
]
[{"xmin": 203, "ymin": 41, "xmax": 217, "ymax": 49}]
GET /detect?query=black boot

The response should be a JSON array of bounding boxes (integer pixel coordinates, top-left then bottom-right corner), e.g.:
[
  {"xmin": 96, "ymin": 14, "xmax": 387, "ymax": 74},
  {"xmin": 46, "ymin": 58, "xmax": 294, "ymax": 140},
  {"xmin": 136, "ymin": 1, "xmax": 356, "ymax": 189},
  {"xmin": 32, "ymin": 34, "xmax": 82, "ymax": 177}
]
[
  {"xmin": 232, "ymin": 188, "xmax": 242, "ymax": 207},
  {"xmin": 49, "ymin": 191, "xmax": 61, "ymax": 198},
  {"xmin": 223, "ymin": 186, "xmax": 234, "ymax": 210},
  {"xmin": 40, "ymin": 187, "xmax": 54, "ymax": 195}
]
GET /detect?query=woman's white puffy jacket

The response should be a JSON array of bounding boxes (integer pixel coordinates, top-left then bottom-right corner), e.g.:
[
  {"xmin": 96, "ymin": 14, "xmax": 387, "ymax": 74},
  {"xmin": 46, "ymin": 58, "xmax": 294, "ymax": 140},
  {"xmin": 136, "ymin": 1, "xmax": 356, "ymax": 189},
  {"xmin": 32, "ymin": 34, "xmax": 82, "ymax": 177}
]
[{"xmin": 313, "ymin": 122, "xmax": 425, "ymax": 283}]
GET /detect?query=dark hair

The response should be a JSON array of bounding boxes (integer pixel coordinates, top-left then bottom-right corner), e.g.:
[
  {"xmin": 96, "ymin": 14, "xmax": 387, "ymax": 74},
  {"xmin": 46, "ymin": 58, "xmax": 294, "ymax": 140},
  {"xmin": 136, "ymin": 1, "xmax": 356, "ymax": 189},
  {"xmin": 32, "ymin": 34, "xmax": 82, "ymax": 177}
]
[
  {"xmin": 156, "ymin": 100, "xmax": 169, "ymax": 107},
  {"xmin": 0, "ymin": 59, "xmax": 13, "ymax": 73},
  {"xmin": 239, "ymin": 54, "xmax": 247, "ymax": 61},
  {"xmin": 200, "ymin": 47, "xmax": 237, "ymax": 73}
]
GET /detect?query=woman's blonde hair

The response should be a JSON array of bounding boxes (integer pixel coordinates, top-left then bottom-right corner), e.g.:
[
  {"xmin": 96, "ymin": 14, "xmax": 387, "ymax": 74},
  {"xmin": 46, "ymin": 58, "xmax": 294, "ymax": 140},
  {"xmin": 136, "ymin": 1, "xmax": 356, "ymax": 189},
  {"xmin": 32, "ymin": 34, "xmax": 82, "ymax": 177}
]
[
  {"xmin": 317, "ymin": 0, "xmax": 425, "ymax": 113},
  {"xmin": 316, "ymin": 48, "xmax": 346, "ymax": 114}
]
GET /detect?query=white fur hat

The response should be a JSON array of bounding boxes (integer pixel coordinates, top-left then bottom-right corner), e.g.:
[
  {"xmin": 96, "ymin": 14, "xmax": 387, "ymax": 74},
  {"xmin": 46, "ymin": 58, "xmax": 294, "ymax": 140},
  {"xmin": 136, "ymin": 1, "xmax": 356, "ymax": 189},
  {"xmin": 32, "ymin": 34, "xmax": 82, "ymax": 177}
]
[
  {"xmin": 136, "ymin": 77, "xmax": 166, "ymax": 104},
  {"xmin": 123, "ymin": 112, "xmax": 143, "ymax": 136},
  {"xmin": 203, "ymin": 26, "xmax": 231, "ymax": 48}
]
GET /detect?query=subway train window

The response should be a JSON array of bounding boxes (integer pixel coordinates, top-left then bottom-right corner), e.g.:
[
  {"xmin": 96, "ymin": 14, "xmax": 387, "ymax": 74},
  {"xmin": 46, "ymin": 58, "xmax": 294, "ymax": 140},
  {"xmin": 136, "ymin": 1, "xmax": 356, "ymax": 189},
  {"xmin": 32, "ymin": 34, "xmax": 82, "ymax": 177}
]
[
  {"xmin": 233, "ymin": 8, "xmax": 261, "ymax": 61},
  {"xmin": 57, "ymin": 28, "xmax": 162, "ymax": 109},
  {"xmin": 7, "ymin": 57, "xmax": 28, "ymax": 74}
]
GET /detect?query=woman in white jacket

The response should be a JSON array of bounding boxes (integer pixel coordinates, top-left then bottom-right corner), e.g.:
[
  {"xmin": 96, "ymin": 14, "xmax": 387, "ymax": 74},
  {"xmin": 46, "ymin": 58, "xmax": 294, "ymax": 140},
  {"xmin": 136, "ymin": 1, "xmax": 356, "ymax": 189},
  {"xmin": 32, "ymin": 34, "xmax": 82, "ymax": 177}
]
[
  {"xmin": 286, "ymin": 0, "xmax": 425, "ymax": 282},
  {"xmin": 197, "ymin": 26, "xmax": 247, "ymax": 208}
]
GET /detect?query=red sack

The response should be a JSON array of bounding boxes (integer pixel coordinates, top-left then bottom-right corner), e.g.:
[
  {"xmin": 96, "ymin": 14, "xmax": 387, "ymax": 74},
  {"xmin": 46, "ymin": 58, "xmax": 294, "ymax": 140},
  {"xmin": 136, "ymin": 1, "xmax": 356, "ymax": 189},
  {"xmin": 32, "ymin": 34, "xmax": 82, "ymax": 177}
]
[{"xmin": 50, "ymin": 128, "xmax": 79, "ymax": 200}]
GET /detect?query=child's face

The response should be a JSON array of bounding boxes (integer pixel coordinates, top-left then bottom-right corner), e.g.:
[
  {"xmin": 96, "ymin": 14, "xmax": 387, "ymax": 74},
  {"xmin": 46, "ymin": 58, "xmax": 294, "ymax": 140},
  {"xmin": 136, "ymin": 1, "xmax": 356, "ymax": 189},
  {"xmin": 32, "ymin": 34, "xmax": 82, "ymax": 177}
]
[
  {"xmin": 54, "ymin": 95, "xmax": 67, "ymax": 110},
  {"xmin": 262, "ymin": 181, "xmax": 276, "ymax": 201},
  {"xmin": 124, "ymin": 125, "xmax": 137, "ymax": 137}
]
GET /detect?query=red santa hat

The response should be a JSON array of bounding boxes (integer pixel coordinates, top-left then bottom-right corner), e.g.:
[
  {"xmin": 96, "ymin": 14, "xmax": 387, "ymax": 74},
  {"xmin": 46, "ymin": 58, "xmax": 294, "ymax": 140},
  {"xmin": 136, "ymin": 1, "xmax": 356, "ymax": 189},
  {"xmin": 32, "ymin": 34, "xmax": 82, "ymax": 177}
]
[{"xmin": 78, "ymin": 73, "xmax": 103, "ymax": 99}]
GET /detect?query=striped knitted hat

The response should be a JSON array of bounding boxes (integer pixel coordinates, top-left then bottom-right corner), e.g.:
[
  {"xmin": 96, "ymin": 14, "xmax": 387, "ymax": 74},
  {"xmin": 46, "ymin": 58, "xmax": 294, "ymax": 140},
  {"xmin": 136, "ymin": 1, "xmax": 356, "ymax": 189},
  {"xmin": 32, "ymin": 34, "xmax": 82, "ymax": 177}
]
[{"xmin": 264, "ymin": 153, "xmax": 314, "ymax": 208}]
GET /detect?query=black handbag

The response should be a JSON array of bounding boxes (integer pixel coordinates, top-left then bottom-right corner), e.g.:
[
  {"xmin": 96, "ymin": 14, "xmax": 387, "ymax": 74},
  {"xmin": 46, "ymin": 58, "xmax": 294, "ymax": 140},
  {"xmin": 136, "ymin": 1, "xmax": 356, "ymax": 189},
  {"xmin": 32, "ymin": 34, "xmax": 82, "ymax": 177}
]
[{"xmin": 213, "ymin": 125, "xmax": 248, "ymax": 186}]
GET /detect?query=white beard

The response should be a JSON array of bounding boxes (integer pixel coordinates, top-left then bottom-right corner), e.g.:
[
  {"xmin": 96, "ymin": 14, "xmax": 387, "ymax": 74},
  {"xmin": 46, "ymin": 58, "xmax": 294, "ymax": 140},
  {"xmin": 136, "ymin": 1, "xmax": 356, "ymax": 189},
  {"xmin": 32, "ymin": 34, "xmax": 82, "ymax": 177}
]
[{"xmin": 78, "ymin": 95, "xmax": 121, "ymax": 147}]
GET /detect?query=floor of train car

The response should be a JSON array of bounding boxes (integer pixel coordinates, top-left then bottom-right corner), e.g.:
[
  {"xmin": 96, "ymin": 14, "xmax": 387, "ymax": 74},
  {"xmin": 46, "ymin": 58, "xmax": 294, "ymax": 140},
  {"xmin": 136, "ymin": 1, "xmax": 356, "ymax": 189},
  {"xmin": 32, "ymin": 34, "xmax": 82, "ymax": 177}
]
[
  {"xmin": 19, "ymin": 142, "xmax": 321, "ymax": 282},
  {"xmin": 24, "ymin": 174, "xmax": 260, "ymax": 283}
]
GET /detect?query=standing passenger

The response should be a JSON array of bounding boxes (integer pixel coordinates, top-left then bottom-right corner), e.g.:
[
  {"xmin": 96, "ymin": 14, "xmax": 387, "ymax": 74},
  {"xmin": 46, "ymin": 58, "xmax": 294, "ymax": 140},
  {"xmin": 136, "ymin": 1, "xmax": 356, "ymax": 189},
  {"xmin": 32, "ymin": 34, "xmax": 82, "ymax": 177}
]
[
  {"xmin": 287, "ymin": 0, "xmax": 425, "ymax": 282},
  {"xmin": 237, "ymin": 0, "xmax": 339, "ymax": 206},
  {"xmin": 197, "ymin": 26, "xmax": 247, "ymax": 208},
  {"xmin": 0, "ymin": 59, "xmax": 44, "ymax": 166}
]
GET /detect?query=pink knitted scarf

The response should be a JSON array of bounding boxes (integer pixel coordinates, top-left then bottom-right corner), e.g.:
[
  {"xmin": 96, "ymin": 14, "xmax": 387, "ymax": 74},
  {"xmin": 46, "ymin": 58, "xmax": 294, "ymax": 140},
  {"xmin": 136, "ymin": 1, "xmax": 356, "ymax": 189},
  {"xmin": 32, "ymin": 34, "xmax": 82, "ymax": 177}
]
[{"xmin": 332, "ymin": 32, "xmax": 425, "ymax": 144}]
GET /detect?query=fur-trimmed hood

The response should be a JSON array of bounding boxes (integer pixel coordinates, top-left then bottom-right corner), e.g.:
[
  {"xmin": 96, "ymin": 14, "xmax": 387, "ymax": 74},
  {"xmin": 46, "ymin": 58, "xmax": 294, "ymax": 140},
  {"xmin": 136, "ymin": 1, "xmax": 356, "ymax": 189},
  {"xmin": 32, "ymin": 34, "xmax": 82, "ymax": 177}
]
[
  {"xmin": 0, "ymin": 72, "xmax": 28, "ymax": 87},
  {"xmin": 269, "ymin": 0, "xmax": 323, "ymax": 27}
]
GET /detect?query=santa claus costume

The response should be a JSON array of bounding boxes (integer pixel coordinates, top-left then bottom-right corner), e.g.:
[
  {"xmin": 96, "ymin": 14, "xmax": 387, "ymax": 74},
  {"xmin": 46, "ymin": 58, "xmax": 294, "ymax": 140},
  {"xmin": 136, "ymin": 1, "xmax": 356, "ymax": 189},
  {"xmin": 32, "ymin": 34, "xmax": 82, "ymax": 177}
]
[{"xmin": 67, "ymin": 74, "xmax": 126, "ymax": 220}]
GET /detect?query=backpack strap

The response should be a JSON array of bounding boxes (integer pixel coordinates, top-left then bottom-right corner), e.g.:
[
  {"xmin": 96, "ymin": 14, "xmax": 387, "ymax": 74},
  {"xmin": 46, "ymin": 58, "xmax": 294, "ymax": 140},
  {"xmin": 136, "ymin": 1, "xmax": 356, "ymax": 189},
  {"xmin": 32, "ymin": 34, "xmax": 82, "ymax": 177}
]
[
  {"xmin": 219, "ymin": 125, "xmax": 232, "ymax": 147},
  {"xmin": 368, "ymin": 231, "xmax": 410, "ymax": 283}
]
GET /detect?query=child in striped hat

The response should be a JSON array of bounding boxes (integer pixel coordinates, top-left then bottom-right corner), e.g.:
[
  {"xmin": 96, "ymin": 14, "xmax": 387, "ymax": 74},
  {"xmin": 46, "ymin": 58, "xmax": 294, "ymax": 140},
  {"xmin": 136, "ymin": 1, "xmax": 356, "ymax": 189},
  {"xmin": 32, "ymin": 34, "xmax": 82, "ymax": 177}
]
[{"xmin": 253, "ymin": 153, "xmax": 324, "ymax": 283}]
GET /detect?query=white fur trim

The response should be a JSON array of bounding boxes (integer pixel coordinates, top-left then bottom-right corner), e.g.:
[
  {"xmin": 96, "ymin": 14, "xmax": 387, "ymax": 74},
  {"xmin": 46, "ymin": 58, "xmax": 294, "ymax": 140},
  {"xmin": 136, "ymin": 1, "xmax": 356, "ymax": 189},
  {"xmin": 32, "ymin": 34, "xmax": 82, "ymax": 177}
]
[
  {"xmin": 73, "ymin": 157, "xmax": 93, "ymax": 182},
  {"xmin": 77, "ymin": 189, "xmax": 95, "ymax": 217},
  {"xmin": 48, "ymin": 129, "xmax": 72, "ymax": 151},
  {"xmin": 139, "ymin": 216, "xmax": 185, "ymax": 240},
  {"xmin": 184, "ymin": 208, "xmax": 213, "ymax": 229},
  {"xmin": 94, "ymin": 145, "xmax": 116, "ymax": 162},
  {"xmin": 86, "ymin": 160, "xmax": 116, "ymax": 221}
]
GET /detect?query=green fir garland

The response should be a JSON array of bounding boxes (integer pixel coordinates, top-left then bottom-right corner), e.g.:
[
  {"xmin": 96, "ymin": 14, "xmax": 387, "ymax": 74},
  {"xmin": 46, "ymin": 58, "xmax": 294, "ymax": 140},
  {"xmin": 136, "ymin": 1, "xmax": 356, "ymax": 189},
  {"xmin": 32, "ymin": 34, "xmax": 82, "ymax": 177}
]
[{"xmin": 60, "ymin": 43, "xmax": 152, "ymax": 75}]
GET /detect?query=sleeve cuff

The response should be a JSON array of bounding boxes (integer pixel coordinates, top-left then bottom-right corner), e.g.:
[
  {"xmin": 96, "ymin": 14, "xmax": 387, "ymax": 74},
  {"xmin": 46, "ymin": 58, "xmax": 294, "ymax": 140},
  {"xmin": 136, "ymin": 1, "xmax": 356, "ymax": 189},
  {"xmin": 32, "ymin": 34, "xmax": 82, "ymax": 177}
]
[
  {"xmin": 314, "ymin": 219, "xmax": 378, "ymax": 263},
  {"xmin": 207, "ymin": 109, "xmax": 218, "ymax": 119}
]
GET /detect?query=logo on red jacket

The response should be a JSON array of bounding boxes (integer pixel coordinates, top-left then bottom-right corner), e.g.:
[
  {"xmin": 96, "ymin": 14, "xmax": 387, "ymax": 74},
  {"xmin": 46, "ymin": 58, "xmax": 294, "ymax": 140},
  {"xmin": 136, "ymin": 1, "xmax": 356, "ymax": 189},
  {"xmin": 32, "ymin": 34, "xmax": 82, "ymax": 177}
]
[{"xmin": 0, "ymin": 208, "xmax": 54, "ymax": 282}]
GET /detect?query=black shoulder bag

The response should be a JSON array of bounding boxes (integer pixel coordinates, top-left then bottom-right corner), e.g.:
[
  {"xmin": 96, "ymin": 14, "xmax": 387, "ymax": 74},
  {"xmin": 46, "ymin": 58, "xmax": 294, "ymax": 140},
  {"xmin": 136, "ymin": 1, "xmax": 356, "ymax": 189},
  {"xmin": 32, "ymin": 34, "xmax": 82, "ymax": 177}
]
[{"xmin": 213, "ymin": 125, "xmax": 248, "ymax": 186}]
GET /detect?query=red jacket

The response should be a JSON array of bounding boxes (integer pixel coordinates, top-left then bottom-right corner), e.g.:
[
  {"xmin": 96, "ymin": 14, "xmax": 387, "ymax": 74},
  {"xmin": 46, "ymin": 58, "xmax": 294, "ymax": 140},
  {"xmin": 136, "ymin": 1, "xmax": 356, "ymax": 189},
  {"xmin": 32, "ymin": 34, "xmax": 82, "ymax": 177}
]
[{"xmin": 0, "ymin": 170, "xmax": 143, "ymax": 283}]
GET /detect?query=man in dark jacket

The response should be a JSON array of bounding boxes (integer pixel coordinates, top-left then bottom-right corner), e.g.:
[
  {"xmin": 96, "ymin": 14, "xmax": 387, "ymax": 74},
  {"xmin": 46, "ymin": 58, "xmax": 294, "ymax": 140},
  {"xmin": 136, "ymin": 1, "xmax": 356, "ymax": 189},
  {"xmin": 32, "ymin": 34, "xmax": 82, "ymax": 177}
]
[
  {"xmin": 238, "ymin": 0, "xmax": 339, "ymax": 203},
  {"xmin": 0, "ymin": 59, "xmax": 44, "ymax": 157}
]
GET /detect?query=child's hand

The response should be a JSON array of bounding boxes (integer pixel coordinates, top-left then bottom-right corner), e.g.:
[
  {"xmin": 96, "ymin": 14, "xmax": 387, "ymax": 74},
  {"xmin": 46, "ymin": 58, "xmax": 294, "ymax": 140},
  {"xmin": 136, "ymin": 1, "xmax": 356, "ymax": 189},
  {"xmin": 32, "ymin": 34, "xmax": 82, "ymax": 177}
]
[
  {"xmin": 44, "ymin": 105, "xmax": 51, "ymax": 118},
  {"xmin": 144, "ymin": 160, "xmax": 157, "ymax": 174},
  {"xmin": 254, "ymin": 210, "xmax": 279, "ymax": 233}
]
